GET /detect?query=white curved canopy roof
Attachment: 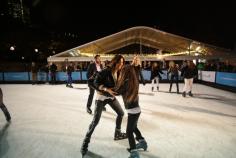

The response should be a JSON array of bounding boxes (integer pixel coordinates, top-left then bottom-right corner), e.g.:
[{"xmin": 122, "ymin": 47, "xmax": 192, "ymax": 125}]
[{"xmin": 48, "ymin": 26, "xmax": 233, "ymax": 62}]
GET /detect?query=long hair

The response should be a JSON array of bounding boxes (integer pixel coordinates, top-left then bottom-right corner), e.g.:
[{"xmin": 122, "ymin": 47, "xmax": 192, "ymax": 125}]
[
  {"xmin": 115, "ymin": 65, "xmax": 139, "ymax": 103},
  {"xmin": 108, "ymin": 54, "xmax": 125, "ymax": 70}
]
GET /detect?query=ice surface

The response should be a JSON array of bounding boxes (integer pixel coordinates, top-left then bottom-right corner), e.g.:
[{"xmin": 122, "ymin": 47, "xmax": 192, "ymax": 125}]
[{"xmin": 0, "ymin": 83, "xmax": 236, "ymax": 158}]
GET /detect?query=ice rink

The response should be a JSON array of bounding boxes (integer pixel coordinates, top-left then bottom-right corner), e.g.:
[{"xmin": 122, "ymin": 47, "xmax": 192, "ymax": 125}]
[{"xmin": 0, "ymin": 83, "xmax": 236, "ymax": 158}]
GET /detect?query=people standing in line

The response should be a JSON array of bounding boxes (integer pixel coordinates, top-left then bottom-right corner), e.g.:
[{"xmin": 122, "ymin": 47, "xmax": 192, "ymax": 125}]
[
  {"xmin": 167, "ymin": 61, "xmax": 179, "ymax": 93},
  {"xmin": 181, "ymin": 60, "xmax": 197, "ymax": 97},
  {"xmin": 86, "ymin": 55, "xmax": 104, "ymax": 114},
  {"xmin": 49, "ymin": 62, "xmax": 57, "ymax": 84},
  {"xmin": 115, "ymin": 63, "xmax": 147, "ymax": 158},
  {"xmin": 0, "ymin": 88, "xmax": 11, "ymax": 122},
  {"xmin": 150, "ymin": 62, "xmax": 163, "ymax": 91},
  {"xmin": 81, "ymin": 55, "xmax": 127, "ymax": 157},
  {"xmin": 66, "ymin": 62, "xmax": 74, "ymax": 88}
]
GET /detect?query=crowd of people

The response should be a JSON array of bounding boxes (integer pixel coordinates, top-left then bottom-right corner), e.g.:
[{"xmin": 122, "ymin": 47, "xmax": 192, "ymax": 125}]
[{"xmin": 197, "ymin": 61, "xmax": 235, "ymax": 72}]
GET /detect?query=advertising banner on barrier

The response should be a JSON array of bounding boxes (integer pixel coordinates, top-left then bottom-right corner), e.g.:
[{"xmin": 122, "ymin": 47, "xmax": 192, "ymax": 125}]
[
  {"xmin": 0, "ymin": 73, "xmax": 3, "ymax": 81},
  {"xmin": 81, "ymin": 71, "xmax": 88, "ymax": 80},
  {"xmin": 198, "ymin": 71, "xmax": 216, "ymax": 82},
  {"xmin": 4, "ymin": 72, "xmax": 29, "ymax": 81},
  {"xmin": 216, "ymin": 72, "xmax": 236, "ymax": 87},
  {"xmin": 56, "ymin": 72, "xmax": 67, "ymax": 81},
  {"xmin": 141, "ymin": 70, "xmax": 151, "ymax": 80}
]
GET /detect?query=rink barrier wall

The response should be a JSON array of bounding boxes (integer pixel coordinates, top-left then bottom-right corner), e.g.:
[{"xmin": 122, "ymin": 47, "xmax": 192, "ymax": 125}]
[
  {"xmin": 198, "ymin": 71, "xmax": 216, "ymax": 83},
  {"xmin": 1, "ymin": 71, "xmax": 235, "ymax": 88},
  {"xmin": 215, "ymin": 72, "xmax": 236, "ymax": 88}
]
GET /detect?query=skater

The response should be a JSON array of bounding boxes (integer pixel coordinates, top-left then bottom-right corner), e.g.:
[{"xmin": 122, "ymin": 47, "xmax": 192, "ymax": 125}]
[
  {"xmin": 49, "ymin": 62, "xmax": 57, "ymax": 84},
  {"xmin": 31, "ymin": 62, "xmax": 38, "ymax": 85},
  {"xmin": 66, "ymin": 62, "xmax": 74, "ymax": 88},
  {"xmin": 0, "ymin": 88, "xmax": 11, "ymax": 122},
  {"xmin": 150, "ymin": 62, "xmax": 163, "ymax": 91},
  {"xmin": 115, "ymin": 64, "xmax": 148, "ymax": 158},
  {"xmin": 131, "ymin": 56, "xmax": 145, "ymax": 85},
  {"xmin": 81, "ymin": 55, "xmax": 127, "ymax": 157},
  {"xmin": 86, "ymin": 55, "xmax": 104, "ymax": 114},
  {"xmin": 181, "ymin": 60, "xmax": 197, "ymax": 97},
  {"xmin": 167, "ymin": 61, "xmax": 179, "ymax": 93}
]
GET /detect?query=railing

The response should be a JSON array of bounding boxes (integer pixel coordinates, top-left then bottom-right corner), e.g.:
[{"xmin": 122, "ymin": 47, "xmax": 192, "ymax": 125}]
[
  {"xmin": 198, "ymin": 71, "xmax": 236, "ymax": 88},
  {"xmin": 1, "ymin": 71, "xmax": 236, "ymax": 88}
]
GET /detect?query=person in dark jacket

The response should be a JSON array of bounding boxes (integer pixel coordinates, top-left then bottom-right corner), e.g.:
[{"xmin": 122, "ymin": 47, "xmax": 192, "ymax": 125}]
[
  {"xmin": 167, "ymin": 61, "xmax": 179, "ymax": 93},
  {"xmin": 150, "ymin": 62, "xmax": 163, "ymax": 91},
  {"xmin": 115, "ymin": 64, "xmax": 147, "ymax": 158},
  {"xmin": 49, "ymin": 62, "xmax": 57, "ymax": 84},
  {"xmin": 31, "ymin": 62, "xmax": 38, "ymax": 85},
  {"xmin": 181, "ymin": 60, "xmax": 197, "ymax": 97},
  {"xmin": 81, "ymin": 55, "xmax": 127, "ymax": 157},
  {"xmin": 66, "ymin": 62, "xmax": 74, "ymax": 88},
  {"xmin": 86, "ymin": 55, "xmax": 103, "ymax": 114},
  {"xmin": 0, "ymin": 88, "xmax": 11, "ymax": 122}
]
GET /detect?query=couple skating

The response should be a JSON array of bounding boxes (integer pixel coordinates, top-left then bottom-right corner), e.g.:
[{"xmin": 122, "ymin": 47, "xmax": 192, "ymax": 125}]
[{"xmin": 81, "ymin": 55, "xmax": 147, "ymax": 158}]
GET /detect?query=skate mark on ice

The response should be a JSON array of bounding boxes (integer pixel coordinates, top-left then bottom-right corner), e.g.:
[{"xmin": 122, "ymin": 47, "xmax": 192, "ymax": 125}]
[
  {"xmin": 140, "ymin": 152, "xmax": 161, "ymax": 158},
  {"xmin": 84, "ymin": 151, "xmax": 104, "ymax": 158},
  {"xmin": 139, "ymin": 92, "xmax": 155, "ymax": 96},
  {"xmin": 193, "ymin": 93, "xmax": 236, "ymax": 107},
  {"xmin": 73, "ymin": 87, "xmax": 88, "ymax": 90},
  {"xmin": 0, "ymin": 123, "xmax": 10, "ymax": 158},
  {"xmin": 152, "ymin": 102, "xmax": 236, "ymax": 118}
]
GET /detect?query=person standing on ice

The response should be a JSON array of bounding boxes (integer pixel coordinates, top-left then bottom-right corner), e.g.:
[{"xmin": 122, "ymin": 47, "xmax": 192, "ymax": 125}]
[
  {"xmin": 131, "ymin": 55, "xmax": 146, "ymax": 86},
  {"xmin": 181, "ymin": 60, "xmax": 197, "ymax": 97},
  {"xmin": 150, "ymin": 62, "xmax": 163, "ymax": 91},
  {"xmin": 81, "ymin": 55, "xmax": 127, "ymax": 157},
  {"xmin": 114, "ymin": 57, "xmax": 148, "ymax": 158},
  {"xmin": 85, "ymin": 54, "xmax": 105, "ymax": 114},
  {"xmin": 167, "ymin": 61, "xmax": 180, "ymax": 93},
  {"xmin": 0, "ymin": 88, "xmax": 11, "ymax": 122}
]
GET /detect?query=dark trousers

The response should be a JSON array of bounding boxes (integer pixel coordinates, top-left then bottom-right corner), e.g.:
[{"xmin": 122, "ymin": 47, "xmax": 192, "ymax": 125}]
[
  {"xmin": 46, "ymin": 73, "xmax": 49, "ymax": 83},
  {"xmin": 0, "ymin": 103, "xmax": 11, "ymax": 121},
  {"xmin": 67, "ymin": 74, "xmax": 72, "ymax": 85},
  {"xmin": 82, "ymin": 98, "xmax": 124, "ymax": 150},
  {"xmin": 86, "ymin": 87, "xmax": 95, "ymax": 108},
  {"xmin": 127, "ymin": 113, "xmax": 144, "ymax": 150},
  {"xmin": 51, "ymin": 73, "xmax": 56, "ymax": 84},
  {"xmin": 169, "ymin": 75, "xmax": 179, "ymax": 92}
]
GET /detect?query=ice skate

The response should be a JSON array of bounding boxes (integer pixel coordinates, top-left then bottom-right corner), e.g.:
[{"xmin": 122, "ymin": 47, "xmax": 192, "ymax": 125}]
[
  {"xmin": 136, "ymin": 139, "xmax": 148, "ymax": 151},
  {"xmin": 114, "ymin": 129, "xmax": 127, "ymax": 140},
  {"xmin": 128, "ymin": 149, "xmax": 140, "ymax": 158}
]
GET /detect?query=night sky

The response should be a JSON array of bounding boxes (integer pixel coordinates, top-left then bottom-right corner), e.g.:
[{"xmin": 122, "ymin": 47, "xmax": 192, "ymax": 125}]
[
  {"xmin": 29, "ymin": 0, "xmax": 236, "ymax": 49},
  {"xmin": 1, "ymin": 0, "xmax": 236, "ymax": 52}
]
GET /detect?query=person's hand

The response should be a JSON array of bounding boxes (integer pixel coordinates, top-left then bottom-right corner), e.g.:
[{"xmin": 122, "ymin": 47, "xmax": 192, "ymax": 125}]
[{"xmin": 106, "ymin": 88, "xmax": 118, "ymax": 97}]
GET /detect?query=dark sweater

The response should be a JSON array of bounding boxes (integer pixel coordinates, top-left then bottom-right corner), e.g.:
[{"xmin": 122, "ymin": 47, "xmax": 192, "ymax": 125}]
[
  {"xmin": 93, "ymin": 67, "xmax": 116, "ymax": 97},
  {"xmin": 181, "ymin": 66, "xmax": 197, "ymax": 79}
]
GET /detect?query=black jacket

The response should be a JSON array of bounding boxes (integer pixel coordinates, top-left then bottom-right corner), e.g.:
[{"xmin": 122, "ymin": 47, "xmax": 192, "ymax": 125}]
[
  {"xmin": 50, "ymin": 64, "xmax": 57, "ymax": 73},
  {"xmin": 168, "ymin": 67, "xmax": 179, "ymax": 77},
  {"xmin": 93, "ymin": 67, "xmax": 116, "ymax": 97},
  {"xmin": 135, "ymin": 65, "xmax": 146, "ymax": 85},
  {"xmin": 151, "ymin": 68, "xmax": 163, "ymax": 80},
  {"xmin": 67, "ymin": 65, "xmax": 74, "ymax": 75},
  {"xmin": 87, "ymin": 62, "xmax": 102, "ymax": 79},
  {"xmin": 181, "ymin": 66, "xmax": 197, "ymax": 79}
]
